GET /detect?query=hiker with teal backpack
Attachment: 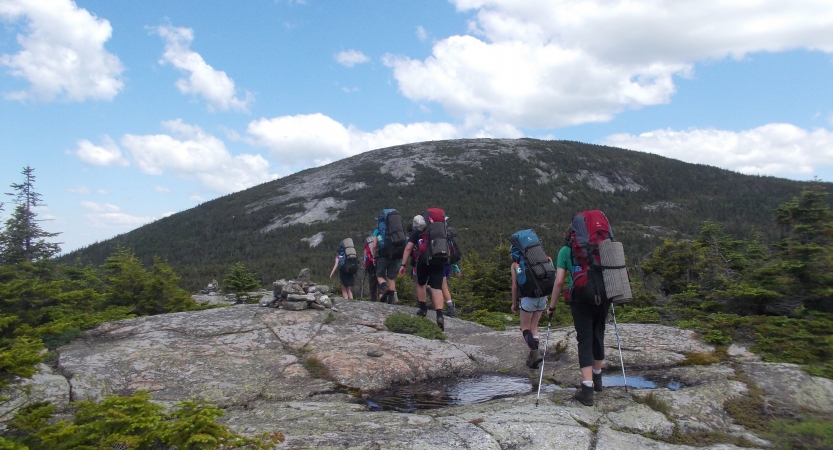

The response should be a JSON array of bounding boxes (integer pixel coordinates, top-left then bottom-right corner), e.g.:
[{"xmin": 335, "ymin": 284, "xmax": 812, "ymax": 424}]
[
  {"xmin": 371, "ymin": 209, "xmax": 407, "ymax": 304},
  {"xmin": 399, "ymin": 209, "xmax": 450, "ymax": 331},
  {"xmin": 330, "ymin": 238, "xmax": 358, "ymax": 300},
  {"xmin": 509, "ymin": 229, "xmax": 556, "ymax": 369},
  {"xmin": 549, "ymin": 210, "xmax": 631, "ymax": 407}
]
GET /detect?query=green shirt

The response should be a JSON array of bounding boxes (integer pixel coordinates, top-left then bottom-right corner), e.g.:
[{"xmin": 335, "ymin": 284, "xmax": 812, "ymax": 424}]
[{"xmin": 556, "ymin": 245, "xmax": 573, "ymax": 289}]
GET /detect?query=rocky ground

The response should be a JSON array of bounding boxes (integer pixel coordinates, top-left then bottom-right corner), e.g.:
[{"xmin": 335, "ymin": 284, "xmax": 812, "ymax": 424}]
[{"xmin": 4, "ymin": 299, "xmax": 833, "ymax": 449}]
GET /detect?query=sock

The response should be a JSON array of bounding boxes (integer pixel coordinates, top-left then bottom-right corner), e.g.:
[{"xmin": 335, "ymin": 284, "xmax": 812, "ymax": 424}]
[
  {"xmin": 419, "ymin": 302, "xmax": 428, "ymax": 311},
  {"xmin": 446, "ymin": 300, "xmax": 453, "ymax": 306},
  {"xmin": 379, "ymin": 281, "xmax": 387, "ymax": 291},
  {"xmin": 392, "ymin": 292, "xmax": 399, "ymax": 303},
  {"xmin": 592, "ymin": 369, "xmax": 602, "ymax": 375},
  {"xmin": 436, "ymin": 310, "xmax": 443, "ymax": 318},
  {"xmin": 582, "ymin": 380, "xmax": 594, "ymax": 387},
  {"xmin": 522, "ymin": 330, "xmax": 534, "ymax": 349}
]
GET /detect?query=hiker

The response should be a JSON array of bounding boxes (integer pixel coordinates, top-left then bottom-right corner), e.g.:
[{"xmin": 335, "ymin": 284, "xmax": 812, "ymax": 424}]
[
  {"xmin": 363, "ymin": 235, "xmax": 379, "ymax": 302},
  {"xmin": 329, "ymin": 238, "xmax": 358, "ymax": 300},
  {"xmin": 371, "ymin": 209, "xmax": 407, "ymax": 304},
  {"xmin": 398, "ymin": 211, "xmax": 449, "ymax": 331},
  {"xmin": 549, "ymin": 221, "xmax": 612, "ymax": 407},
  {"xmin": 509, "ymin": 229, "xmax": 556, "ymax": 369}
]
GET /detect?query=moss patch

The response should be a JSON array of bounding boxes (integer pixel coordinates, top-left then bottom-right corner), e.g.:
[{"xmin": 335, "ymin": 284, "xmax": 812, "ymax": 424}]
[{"xmin": 384, "ymin": 313, "xmax": 446, "ymax": 340}]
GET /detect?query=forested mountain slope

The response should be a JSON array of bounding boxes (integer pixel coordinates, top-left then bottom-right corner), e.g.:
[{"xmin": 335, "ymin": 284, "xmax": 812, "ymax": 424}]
[{"xmin": 62, "ymin": 138, "xmax": 823, "ymax": 290}]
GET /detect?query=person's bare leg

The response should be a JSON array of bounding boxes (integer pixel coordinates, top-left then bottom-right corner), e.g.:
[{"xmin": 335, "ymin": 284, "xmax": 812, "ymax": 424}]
[
  {"xmin": 441, "ymin": 277, "xmax": 451, "ymax": 302},
  {"xmin": 416, "ymin": 283, "xmax": 427, "ymax": 303},
  {"xmin": 430, "ymin": 287, "xmax": 444, "ymax": 310}
]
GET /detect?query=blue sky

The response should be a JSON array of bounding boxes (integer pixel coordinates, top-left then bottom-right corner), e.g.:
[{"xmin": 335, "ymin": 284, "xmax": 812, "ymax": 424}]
[{"xmin": 2, "ymin": 0, "xmax": 833, "ymax": 253}]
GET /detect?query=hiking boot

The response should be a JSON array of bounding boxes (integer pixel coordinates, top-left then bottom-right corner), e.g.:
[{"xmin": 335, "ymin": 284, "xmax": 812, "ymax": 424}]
[
  {"xmin": 445, "ymin": 303, "xmax": 456, "ymax": 317},
  {"xmin": 436, "ymin": 315, "xmax": 445, "ymax": 331},
  {"xmin": 416, "ymin": 306, "xmax": 427, "ymax": 318},
  {"xmin": 593, "ymin": 372, "xmax": 603, "ymax": 392},
  {"xmin": 574, "ymin": 384, "xmax": 594, "ymax": 406},
  {"xmin": 530, "ymin": 349, "xmax": 543, "ymax": 368}
]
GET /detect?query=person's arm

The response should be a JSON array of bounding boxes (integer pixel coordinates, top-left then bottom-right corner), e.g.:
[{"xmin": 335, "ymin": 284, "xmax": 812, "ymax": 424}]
[
  {"xmin": 548, "ymin": 268, "xmax": 566, "ymax": 316},
  {"xmin": 397, "ymin": 242, "xmax": 415, "ymax": 276},
  {"xmin": 329, "ymin": 257, "xmax": 339, "ymax": 279},
  {"xmin": 510, "ymin": 265, "xmax": 518, "ymax": 314}
]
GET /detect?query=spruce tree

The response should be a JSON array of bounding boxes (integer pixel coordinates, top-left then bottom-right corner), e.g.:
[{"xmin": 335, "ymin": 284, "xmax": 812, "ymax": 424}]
[{"xmin": 0, "ymin": 167, "xmax": 61, "ymax": 264}]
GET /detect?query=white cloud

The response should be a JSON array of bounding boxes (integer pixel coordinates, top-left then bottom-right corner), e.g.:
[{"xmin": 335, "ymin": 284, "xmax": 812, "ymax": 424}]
[
  {"xmin": 154, "ymin": 185, "xmax": 171, "ymax": 193},
  {"xmin": 416, "ymin": 26, "xmax": 428, "ymax": 42},
  {"xmin": 161, "ymin": 211, "xmax": 175, "ymax": 217},
  {"xmin": 604, "ymin": 123, "xmax": 833, "ymax": 178},
  {"xmin": 341, "ymin": 86, "xmax": 358, "ymax": 93},
  {"xmin": 67, "ymin": 186, "xmax": 90, "ymax": 194},
  {"xmin": 74, "ymin": 135, "xmax": 129, "ymax": 166},
  {"xmin": 121, "ymin": 119, "xmax": 276, "ymax": 193},
  {"xmin": 0, "ymin": 0, "xmax": 124, "ymax": 102},
  {"xmin": 335, "ymin": 49, "xmax": 370, "ymax": 67},
  {"xmin": 80, "ymin": 201, "xmax": 119, "ymax": 212},
  {"xmin": 85, "ymin": 212, "xmax": 154, "ymax": 228},
  {"xmin": 385, "ymin": 0, "xmax": 833, "ymax": 129},
  {"xmin": 246, "ymin": 113, "xmax": 462, "ymax": 169},
  {"xmin": 155, "ymin": 25, "xmax": 252, "ymax": 112},
  {"xmin": 96, "ymin": 189, "xmax": 107, "ymax": 195},
  {"xmin": 189, "ymin": 195, "xmax": 204, "ymax": 202}
]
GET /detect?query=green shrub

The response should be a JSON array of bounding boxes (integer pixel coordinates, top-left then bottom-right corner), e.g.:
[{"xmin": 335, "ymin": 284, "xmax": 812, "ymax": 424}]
[
  {"xmin": 303, "ymin": 356, "xmax": 332, "ymax": 380},
  {"xmin": 770, "ymin": 418, "xmax": 833, "ymax": 450},
  {"xmin": 7, "ymin": 390, "xmax": 281, "ymax": 449},
  {"xmin": 462, "ymin": 310, "xmax": 509, "ymax": 331},
  {"xmin": 616, "ymin": 306, "xmax": 661, "ymax": 324},
  {"xmin": 384, "ymin": 313, "xmax": 446, "ymax": 340}
]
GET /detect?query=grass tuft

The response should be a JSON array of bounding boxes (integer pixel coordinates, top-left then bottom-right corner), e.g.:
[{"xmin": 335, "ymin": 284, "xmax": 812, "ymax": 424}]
[{"xmin": 384, "ymin": 313, "xmax": 446, "ymax": 340}]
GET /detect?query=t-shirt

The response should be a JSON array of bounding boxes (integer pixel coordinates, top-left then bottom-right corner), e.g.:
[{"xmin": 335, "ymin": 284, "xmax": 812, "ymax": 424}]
[{"xmin": 556, "ymin": 245, "xmax": 573, "ymax": 289}]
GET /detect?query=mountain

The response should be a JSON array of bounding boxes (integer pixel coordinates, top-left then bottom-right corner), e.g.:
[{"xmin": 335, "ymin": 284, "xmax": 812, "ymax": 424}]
[{"xmin": 63, "ymin": 138, "xmax": 822, "ymax": 291}]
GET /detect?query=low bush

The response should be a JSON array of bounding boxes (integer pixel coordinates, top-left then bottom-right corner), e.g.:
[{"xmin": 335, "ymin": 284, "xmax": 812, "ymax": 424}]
[{"xmin": 384, "ymin": 313, "xmax": 446, "ymax": 340}]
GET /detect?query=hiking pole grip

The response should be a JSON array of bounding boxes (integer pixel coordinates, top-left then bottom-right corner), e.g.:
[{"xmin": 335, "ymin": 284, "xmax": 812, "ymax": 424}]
[
  {"xmin": 535, "ymin": 319, "xmax": 553, "ymax": 407},
  {"xmin": 610, "ymin": 303, "xmax": 628, "ymax": 394}
]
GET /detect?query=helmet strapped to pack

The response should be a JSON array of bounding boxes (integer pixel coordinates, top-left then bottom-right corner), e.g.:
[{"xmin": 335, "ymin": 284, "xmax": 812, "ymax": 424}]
[
  {"xmin": 419, "ymin": 208, "xmax": 450, "ymax": 265},
  {"xmin": 375, "ymin": 209, "xmax": 407, "ymax": 257},
  {"xmin": 339, "ymin": 238, "xmax": 359, "ymax": 275},
  {"xmin": 510, "ymin": 229, "xmax": 556, "ymax": 298}
]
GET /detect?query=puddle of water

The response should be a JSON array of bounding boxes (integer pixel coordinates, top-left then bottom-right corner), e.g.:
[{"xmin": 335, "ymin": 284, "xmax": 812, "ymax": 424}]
[
  {"xmin": 603, "ymin": 375, "xmax": 682, "ymax": 391},
  {"xmin": 367, "ymin": 374, "xmax": 532, "ymax": 412},
  {"xmin": 367, "ymin": 373, "xmax": 682, "ymax": 412}
]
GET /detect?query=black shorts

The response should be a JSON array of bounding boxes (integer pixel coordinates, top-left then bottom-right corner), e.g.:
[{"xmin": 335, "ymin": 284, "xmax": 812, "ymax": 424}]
[
  {"xmin": 416, "ymin": 261, "xmax": 444, "ymax": 289},
  {"xmin": 339, "ymin": 271, "xmax": 355, "ymax": 287},
  {"xmin": 375, "ymin": 256, "xmax": 401, "ymax": 279}
]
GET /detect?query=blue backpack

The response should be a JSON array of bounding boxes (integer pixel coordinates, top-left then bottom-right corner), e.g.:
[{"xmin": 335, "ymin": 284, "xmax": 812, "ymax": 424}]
[
  {"xmin": 510, "ymin": 229, "xmax": 556, "ymax": 298},
  {"xmin": 375, "ymin": 209, "xmax": 406, "ymax": 257}
]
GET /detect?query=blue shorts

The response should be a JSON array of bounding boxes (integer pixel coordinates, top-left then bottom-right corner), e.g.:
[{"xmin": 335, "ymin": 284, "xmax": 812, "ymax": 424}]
[{"xmin": 520, "ymin": 296, "xmax": 547, "ymax": 313}]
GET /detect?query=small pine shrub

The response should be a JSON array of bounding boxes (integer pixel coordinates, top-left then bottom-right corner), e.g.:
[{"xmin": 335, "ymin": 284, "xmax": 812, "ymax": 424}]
[
  {"xmin": 384, "ymin": 313, "xmax": 446, "ymax": 340},
  {"xmin": 462, "ymin": 310, "xmax": 508, "ymax": 331},
  {"xmin": 616, "ymin": 306, "xmax": 661, "ymax": 324},
  {"xmin": 303, "ymin": 357, "xmax": 332, "ymax": 380}
]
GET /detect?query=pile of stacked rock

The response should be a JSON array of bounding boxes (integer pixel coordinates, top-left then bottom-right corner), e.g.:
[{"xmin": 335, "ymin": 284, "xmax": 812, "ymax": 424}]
[{"xmin": 259, "ymin": 268, "xmax": 335, "ymax": 311}]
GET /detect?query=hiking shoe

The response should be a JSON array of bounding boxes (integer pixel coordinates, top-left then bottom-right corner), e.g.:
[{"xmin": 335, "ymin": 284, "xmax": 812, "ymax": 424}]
[
  {"xmin": 531, "ymin": 349, "xmax": 543, "ymax": 368},
  {"xmin": 436, "ymin": 315, "xmax": 445, "ymax": 331},
  {"xmin": 416, "ymin": 307, "xmax": 427, "ymax": 318},
  {"xmin": 593, "ymin": 373, "xmax": 603, "ymax": 392},
  {"xmin": 574, "ymin": 384, "xmax": 594, "ymax": 406},
  {"xmin": 445, "ymin": 303, "xmax": 456, "ymax": 317}
]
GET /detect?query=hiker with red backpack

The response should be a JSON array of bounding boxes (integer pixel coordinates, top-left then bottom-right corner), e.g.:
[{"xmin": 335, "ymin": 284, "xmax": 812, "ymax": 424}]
[
  {"xmin": 362, "ymin": 235, "xmax": 379, "ymax": 302},
  {"xmin": 398, "ymin": 209, "xmax": 451, "ymax": 331},
  {"xmin": 509, "ymin": 229, "xmax": 557, "ymax": 369},
  {"xmin": 549, "ymin": 210, "xmax": 630, "ymax": 407}
]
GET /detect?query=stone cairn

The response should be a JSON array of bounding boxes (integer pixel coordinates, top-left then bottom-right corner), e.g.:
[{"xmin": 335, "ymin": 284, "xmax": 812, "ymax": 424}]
[{"xmin": 259, "ymin": 268, "xmax": 334, "ymax": 311}]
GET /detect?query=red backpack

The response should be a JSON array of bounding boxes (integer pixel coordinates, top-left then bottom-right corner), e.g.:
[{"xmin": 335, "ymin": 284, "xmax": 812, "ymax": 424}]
[
  {"xmin": 568, "ymin": 210, "xmax": 612, "ymax": 304},
  {"xmin": 418, "ymin": 208, "xmax": 450, "ymax": 265}
]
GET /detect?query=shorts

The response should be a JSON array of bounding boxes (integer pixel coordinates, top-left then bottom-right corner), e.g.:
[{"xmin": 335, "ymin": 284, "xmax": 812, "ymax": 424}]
[
  {"xmin": 339, "ymin": 271, "xmax": 355, "ymax": 287},
  {"xmin": 444, "ymin": 265, "xmax": 451, "ymax": 278},
  {"xmin": 375, "ymin": 256, "xmax": 402, "ymax": 279},
  {"xmin": 416, "ymin": 261, "xmax": 444, "ymax": 289},
  {"xmin": 520, "ymin": 296, "xmax": 547, "ymax": 312}
]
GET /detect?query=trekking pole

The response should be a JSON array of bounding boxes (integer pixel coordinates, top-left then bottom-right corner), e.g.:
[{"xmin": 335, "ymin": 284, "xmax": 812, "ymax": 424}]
[
  {"xmin": 610, "ymin": 303, "xmax": 628, "ymax": 394},
  {"xmin": 535, "ymin": 318, "xmax": 553, "ymax": 407}
]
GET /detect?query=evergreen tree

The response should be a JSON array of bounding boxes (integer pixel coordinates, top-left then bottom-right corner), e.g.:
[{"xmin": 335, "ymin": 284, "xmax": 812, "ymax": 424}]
[
  {"xmin": 0, "ymin": 167, "xmax": 61, "ymax": 264},
  {"xmin": 222, "ymin": 263, "xmax": 260, "ymax": 303}
]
